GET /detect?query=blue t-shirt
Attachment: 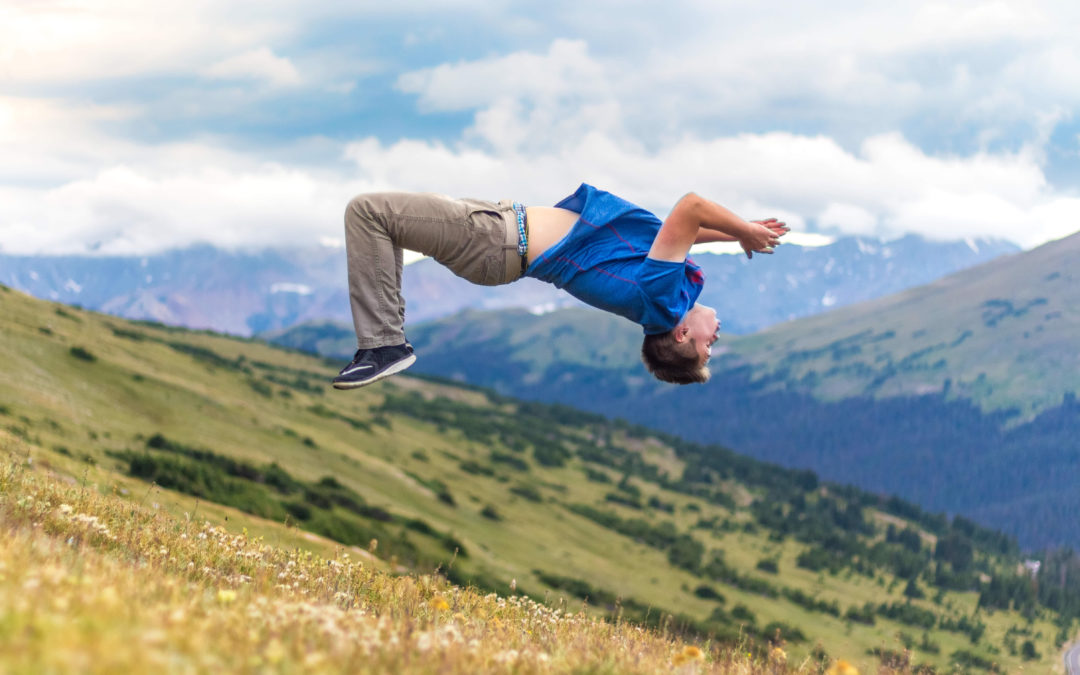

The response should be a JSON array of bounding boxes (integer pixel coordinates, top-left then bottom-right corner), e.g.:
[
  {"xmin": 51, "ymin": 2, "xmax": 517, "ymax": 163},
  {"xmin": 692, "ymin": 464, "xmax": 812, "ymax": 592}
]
[{"xmin": 525, "ymin": 183, "xmax": 705, "ymax": 334}]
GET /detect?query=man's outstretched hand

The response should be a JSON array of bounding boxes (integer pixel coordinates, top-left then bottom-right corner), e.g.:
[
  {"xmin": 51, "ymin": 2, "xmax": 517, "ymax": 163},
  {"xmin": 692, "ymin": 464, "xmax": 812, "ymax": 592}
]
[{"xmin": 741, "ymin": 218, "xmax": 790, "ymax": 259}]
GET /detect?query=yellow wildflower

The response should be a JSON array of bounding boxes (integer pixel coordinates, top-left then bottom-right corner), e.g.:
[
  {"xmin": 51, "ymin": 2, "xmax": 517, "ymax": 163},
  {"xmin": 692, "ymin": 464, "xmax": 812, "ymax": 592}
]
[
  {"xmin": 216, "ymin": 589, "xmax": 237, "ymax": 604},
  {"xmin": 98, "ymin": 586, "xmax": 119, "ymax": 608},
  {"xmin": 429, "ymin": 595, "xmax": 450, "ymax": 611},
  {"xmin": 265, "ymin": 639, "xmax": 286, "ymax": 665},
  {"xmin": 825, "ymin": 660, "xmax": 859, "ymax": 675},
  {"xmin": 674, "ymin": 645, "xmax": 704, "ymax": 665},
  {"xmin": 770, "ymin": 646, "xmax": 787, "ymax": 663}
]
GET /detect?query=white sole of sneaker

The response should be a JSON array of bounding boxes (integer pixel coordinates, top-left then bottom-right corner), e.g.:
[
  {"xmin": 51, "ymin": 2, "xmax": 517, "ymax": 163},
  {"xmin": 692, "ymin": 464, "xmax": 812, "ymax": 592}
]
[{"xmin": 332, "ymin": 353, "xmax": 416, "ymax": 390}]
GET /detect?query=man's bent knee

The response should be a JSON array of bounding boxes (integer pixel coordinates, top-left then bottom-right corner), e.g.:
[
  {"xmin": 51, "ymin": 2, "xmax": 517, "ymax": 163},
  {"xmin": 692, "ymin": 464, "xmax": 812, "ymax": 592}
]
[{"xmin": 345, "ymin": 193, "xmax": 381, "ymax": 226}]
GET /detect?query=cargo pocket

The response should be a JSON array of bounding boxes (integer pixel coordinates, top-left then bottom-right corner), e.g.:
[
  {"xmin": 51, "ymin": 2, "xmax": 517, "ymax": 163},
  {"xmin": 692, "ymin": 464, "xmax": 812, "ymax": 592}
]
[{"xmin": 463, "ymin": 204, "xmax": 511, "ymax": 286}]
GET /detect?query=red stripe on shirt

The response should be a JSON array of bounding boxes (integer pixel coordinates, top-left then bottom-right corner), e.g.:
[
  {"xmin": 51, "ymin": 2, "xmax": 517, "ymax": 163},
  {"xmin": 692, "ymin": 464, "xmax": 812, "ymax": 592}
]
[
  {"xmin": 550, "ymin": 255, "xmax": 638, "ymax": 286},
  {"xmin": 577, "ymin": 216, "xmax": 637, "ymax": 253}
]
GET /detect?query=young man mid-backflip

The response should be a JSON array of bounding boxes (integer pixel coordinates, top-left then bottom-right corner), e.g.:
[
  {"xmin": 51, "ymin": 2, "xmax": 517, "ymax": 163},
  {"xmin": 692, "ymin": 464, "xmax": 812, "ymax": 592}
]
[{"xmin": 333, "ymin": 184, "xmax": 788, "ymax": 389}]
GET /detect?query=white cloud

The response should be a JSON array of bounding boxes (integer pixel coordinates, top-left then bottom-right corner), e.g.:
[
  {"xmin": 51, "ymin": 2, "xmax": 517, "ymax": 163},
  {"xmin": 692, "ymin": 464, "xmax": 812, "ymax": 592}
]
[
  {"xmin": 819, "ymin": 204, "xmax": 878, "ymax": 236},
  {"xmin": 4, "ymin": 3, "xmax": 1080, "ymax": 256},
  {"xmin": 2, "ymin": 118, "xmax": 1076, "ymax": 256},
  {"xmin": 337, "ymin": 128, "xmax": 1078, "ymax": 249},
  {"xmin": 202, "ymin": 47, "xmax": 302, "ymax": 88},
  {"xmin": 396, "ymin": 39, "xmax": 605, "ymax": 112},
  {"xmin": 0, "ymin": 140, "xmax": 372, "ymax": 255},
  {"xmin": 0, "ymin": 1, "xmax": 287, "ymax": 84}
]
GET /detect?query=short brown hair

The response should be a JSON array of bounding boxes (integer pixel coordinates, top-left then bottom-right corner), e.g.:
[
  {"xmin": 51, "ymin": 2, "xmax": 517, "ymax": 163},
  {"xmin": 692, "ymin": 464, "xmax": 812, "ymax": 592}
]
[{"xmin": 641, "ymin": 331, "xmax": 711, "ymax": 384}]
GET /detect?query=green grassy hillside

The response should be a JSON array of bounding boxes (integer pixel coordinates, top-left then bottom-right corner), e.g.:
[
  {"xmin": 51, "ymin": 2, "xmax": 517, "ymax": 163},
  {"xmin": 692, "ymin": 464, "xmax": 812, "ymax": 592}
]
[
  {"xmin": 0, "ymin": 283, "xmax": 1071, "ymax": 673},
  {"xmin": 730, "ymin": 231, "xmax": 1080, "ymax": 417}
]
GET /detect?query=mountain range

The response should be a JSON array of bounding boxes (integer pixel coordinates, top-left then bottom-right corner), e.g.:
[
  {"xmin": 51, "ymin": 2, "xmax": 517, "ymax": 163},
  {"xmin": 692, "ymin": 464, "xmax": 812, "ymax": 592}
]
[
  {"xmin": 0, "ymin": 234, "xmax": 1016, "ymax": 336},
  {"xmin": 269, "ymin": 231, "xmax": 1080, "ymax": 550}
]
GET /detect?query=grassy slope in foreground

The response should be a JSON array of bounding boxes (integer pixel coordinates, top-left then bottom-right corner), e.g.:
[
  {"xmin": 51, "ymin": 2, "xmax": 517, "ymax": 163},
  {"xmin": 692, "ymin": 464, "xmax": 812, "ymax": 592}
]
[
  {"xmin": 0, "ymin": 284, "xmax": 1066, "ymax": 673},
  {"xmin": 729, "ymin": 230, "xmax": 1080, "ymax": 417},
  {"xmin": 1, "ymin": 446, "xmax": 799, "ymax": 674}
]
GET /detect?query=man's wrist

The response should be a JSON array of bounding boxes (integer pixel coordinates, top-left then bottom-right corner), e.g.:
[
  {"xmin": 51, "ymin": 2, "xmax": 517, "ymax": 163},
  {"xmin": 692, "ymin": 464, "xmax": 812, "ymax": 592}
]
[{"xmin": 728, "ymin": 219, "xmax": 754, "ymax": 240}]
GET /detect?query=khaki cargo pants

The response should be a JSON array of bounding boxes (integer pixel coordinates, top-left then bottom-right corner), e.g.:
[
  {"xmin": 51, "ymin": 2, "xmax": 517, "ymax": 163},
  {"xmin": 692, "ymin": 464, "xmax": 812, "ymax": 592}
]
[{"xmin": 344, "ymin": 192, "xmax": 524, "ymax": 349}]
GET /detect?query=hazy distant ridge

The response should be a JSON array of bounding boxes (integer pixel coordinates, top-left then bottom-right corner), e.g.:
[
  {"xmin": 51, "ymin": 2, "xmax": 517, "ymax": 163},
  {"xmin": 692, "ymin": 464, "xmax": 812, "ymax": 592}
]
[{"xmin": 0, "ymin": 234, "xmax": 1017, "ymax": 337}]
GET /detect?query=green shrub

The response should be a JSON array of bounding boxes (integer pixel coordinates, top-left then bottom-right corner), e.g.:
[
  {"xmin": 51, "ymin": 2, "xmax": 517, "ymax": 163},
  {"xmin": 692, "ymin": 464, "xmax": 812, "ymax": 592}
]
[
  {"xmin": 69, "ymin": 346, "xmax": 96, "ymax": 362},
  {"xmin": 782, "ymin": 587, "xmax": 840, "ymax": 617},
  {"xmin": 459, "ymin": 460, "xmax": 495, "ymax": 476},
  {"xmin": 756, "ymin": 558, "xmax": 779, "ymax": 574},
  {"xmin": 604, "ymin": 492, "xmax": 642, "ymax": 509},
  {"xmin": 480, "ymin": 505, "xmax": 502, "ymax": 521},
  {"xmin": 876, "ymin": 601, "xmax": 936, "ymax": 629},
  {"xmin": 845, "ymin": 603, "xmax": 876, "ymax": 626},
  {"xmin": 120, "ymin": 451, "xmax": 286, "ymax": 521},
  {"xmin": 510, "ymin": 483, "xmax": 542, "ymax": 503},
  {"xmin": 903, "ymin": 578, "xmax": 925, "ymax": 599},
  {"xmin": 666, "ymin": 534, "xmax": 704, "ymax": 573},
  {"xmin": 167, "ymin": 342, "xmax": 237, "ymax": 370},
  {"xmin": 730, "ymin": 604, "xmax": 756, "ymax": 625},
  {"xmin": 693, "ymin": 584, "xmax": 725, "ymax": 602},
  {"xmin": 439, "ymin": 534, "xmax": 467, "ymax": 556},
  {"xmin": 949, "ymin": 649, "xmax": 997, "ymax": 671},
  {"xmin": 919, "ymin": 632, "xmax": 941, "ymax": 654},
  {"xmin": 1020, "ymin": 639, "xmax": 1038, "ymax": 660},
  {"xmin": 532, "ymin": 440, "xmax": 571, "ymax": 467},
  {"xmin": 615, "ymin": 478, "xmax": 641, "ymax": 498},
  {"xmin": 583, "ymin": 467, "xmax": 611, "ymax": 483},
  {"xmin": 535, "ymin": 571, "xmax": 617, "ymax": 606},
  {"xmin": 246, "ymin": 378, "xmax": 273, "ymax": 397},
  {"xmin": 284, "ymin": 500, "xmax": 313, "ymax": 521},
  {"xmin": 437, "ymin": 489, "xmax": 456, "ymax": 507},
  {"xmin": 305, "ymin": 509, "xmax": 382, "ymax": 548},
  {"xmin": 489, "ymin": 451, "xmax": 529, "ymax": 471},
  {"xmin": 647, "ymin": 495, "xmax": 675, "ymax": 513},
  {"xmin": 307, "ymin": 404, "xmax": 370, "ymax": 431},
  {"xmin": 762, "ymin": 620, "xmax": 806, "ymax": 643},
  {"xmin": 110, "ymin": 327, "xmax": 146, "ymax": 341}
]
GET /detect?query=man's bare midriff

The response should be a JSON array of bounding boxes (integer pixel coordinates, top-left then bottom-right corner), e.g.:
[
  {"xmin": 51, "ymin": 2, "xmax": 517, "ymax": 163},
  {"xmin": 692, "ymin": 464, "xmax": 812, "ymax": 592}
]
[{"xmin": 524, "ymin": 206, "xmax": 579, "ymax": 265}]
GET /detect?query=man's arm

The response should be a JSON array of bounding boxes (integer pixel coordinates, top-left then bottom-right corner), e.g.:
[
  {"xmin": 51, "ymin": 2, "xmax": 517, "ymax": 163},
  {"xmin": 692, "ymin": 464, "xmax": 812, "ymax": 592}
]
[
  {"xmin": 693, "ymin": 229, "xmax": 737, "ymax": 244},
  {"xmin": 649, "ymin": 193, "xmax": 788, "ymax": 262}
]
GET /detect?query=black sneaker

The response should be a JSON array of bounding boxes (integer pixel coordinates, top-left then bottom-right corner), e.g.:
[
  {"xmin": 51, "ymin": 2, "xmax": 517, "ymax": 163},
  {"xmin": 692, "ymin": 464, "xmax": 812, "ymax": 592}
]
[{"xmin": 332, "ymin": 344, "xmax": 416, "ymax": 389}]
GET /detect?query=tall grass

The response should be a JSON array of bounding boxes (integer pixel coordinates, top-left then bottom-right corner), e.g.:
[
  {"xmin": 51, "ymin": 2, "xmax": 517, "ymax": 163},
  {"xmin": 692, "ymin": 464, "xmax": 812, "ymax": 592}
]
[{"xmin": 0, "ymin": 435, "xmax": 871, "ymax": 674}]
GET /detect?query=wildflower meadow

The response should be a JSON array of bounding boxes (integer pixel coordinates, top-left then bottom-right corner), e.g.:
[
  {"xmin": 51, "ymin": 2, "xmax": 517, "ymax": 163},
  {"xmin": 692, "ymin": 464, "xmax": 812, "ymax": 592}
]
[{"xmin": 0, "ymin": 431, "xmax": 875, "ymax": 674}]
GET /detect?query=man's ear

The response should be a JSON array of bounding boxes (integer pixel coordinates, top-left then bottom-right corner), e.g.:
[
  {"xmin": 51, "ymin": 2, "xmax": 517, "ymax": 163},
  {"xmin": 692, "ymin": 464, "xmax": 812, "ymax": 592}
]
[{"xmin": 673, "ymin": 324, "xmax": 690, "ymax": 344}]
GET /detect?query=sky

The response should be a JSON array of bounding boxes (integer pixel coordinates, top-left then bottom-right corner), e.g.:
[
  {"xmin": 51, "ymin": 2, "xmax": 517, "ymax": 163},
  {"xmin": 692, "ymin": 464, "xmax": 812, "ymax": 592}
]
[{"xmin": 2, "ymin": 0, "xmax": 1080, "ymax": 256}]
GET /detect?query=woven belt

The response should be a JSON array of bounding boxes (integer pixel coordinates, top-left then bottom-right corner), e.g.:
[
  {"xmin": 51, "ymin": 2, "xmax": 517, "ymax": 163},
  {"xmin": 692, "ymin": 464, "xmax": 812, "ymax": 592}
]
[{"xmin": 512, "ymin": 202, "xmax": 528, "ymax": 275}]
